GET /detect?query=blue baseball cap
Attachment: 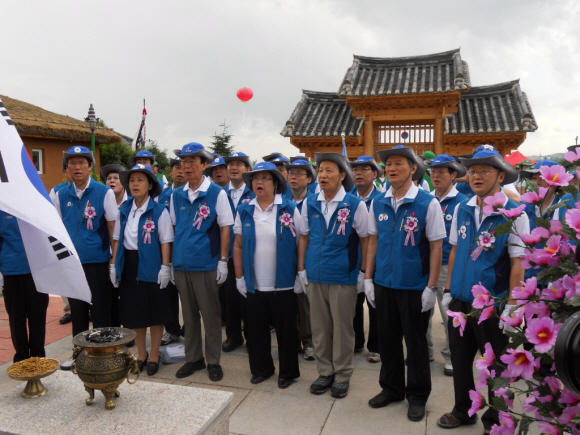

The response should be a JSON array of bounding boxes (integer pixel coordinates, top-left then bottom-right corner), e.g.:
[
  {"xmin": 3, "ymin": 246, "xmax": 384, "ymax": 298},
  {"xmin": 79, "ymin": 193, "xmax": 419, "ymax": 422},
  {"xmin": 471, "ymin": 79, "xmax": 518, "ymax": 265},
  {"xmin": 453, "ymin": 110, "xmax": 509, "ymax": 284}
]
[
  {"xmin": 129, "ymin": 149, "xmax": 155, "ymax": 167},
  {"xmin": 474, "ymin": 144, "xmax": 498, "ymax": 154},
  {"xmin": 242, "ymin": 161, "xmax": 288, "ymax": 193},
  {"xmin": 64, "ymin": 145, "xmax": 94, "ymax": 164}
]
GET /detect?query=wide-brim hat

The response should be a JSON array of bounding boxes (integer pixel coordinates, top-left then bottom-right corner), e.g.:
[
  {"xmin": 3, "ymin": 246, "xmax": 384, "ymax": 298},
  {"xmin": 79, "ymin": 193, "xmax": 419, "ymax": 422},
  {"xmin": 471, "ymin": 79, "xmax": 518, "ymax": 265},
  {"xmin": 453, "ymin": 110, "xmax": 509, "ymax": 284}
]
[
  {"xmin": 430, "ymin": 154, "xmax": 466, "ymax": 178},
  {"xmin": 120, "ymin": 164, "xmax": 163, "ymax": 199},
  {"xmin": 271, "ymin": 156, "xmax": 290, "ymax": 166},
  {"xmin": 350, "ymin": 156, "xmax": 384, "ymax": 178},
  {"xmin": 64, "ymin": 145, "xmax": 94, "ymax": 165},
  {"xmin": 284, "ymin": 159, "xmax": 317, "ymax": 183},
  {"xmin": 100, "ymin": 164, "xmax": 126, "ymax": 180},
  {"xmin": 223, "ymin": 152, "xmax": 252, "ymax": 167},
  {"xmin": 460, "ymin": 150, "xmax": 518, "ymax": 185},
  {"xmin": 520, "ymin": 159, "xmax": 560, "ymax": 179},
  {"xmin": 314, "ymin": 153, "xmax": 355, "ymax": 191},
  {"xmin": 290, "ymin": 156, "xmax": 309, "ymax": 164},
  {"xmin": 169, "ymin": 156, "xmax": 182, "ymax": 168},
  {"xmin": 129, "ymin": 150, "xmax": 155, "ymax": 167},
  {"xmin": 376, "ymin": 146, "xmax": 426, "ymax": 181},
  {"xmin": 242, "ymin": 161, "xmax": 288, "ymax": 194},
  {"xmin": 204, "ymin": 156, "xmax": 227, "ymax": 176},
  {"xmin": 263, "ymin": 152, "xmax": 287, "ymax": 162},
  {"xmin": 174, "ymin": 142, "xmax": 213, "ymax": 163}
]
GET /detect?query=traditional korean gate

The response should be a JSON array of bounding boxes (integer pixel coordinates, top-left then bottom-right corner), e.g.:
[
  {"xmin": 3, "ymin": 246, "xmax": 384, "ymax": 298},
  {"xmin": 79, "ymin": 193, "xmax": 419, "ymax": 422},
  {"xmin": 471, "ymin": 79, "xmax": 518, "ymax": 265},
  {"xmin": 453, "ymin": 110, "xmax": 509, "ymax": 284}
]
[{"xmin": 374, "ymin": 121, "xmax": 435, "ymax": 156}]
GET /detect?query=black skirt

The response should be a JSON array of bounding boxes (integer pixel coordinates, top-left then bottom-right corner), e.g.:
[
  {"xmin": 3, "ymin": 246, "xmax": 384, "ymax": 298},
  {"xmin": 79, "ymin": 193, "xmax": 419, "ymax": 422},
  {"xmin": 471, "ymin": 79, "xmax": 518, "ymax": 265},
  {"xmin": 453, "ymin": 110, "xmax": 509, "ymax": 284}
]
[{"xmin": 119, "ymin": 250, "xmax": 173, "ymax": 329}]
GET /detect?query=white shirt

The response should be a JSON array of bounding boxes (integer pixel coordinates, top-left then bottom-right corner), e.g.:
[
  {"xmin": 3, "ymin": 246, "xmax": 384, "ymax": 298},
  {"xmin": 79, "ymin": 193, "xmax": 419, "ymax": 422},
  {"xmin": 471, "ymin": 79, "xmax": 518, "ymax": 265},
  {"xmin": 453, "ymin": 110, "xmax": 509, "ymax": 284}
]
[
  {"xmin": 228, "ymin": 181, "xmax": 248, "ymax": 210},
  {"xmin": 169, "ymin": 176, "xmax": 234, "ymax": 227},
  {"xmin": 299, "ymin": 186, "xmax": 369, "ymax": 237},
  {"xmin": 54, "ymin": 177, "xmax": 117, "ymax": 221},
  {"xmin": 367, "ymin": 183, "xmax": 447, "ymax": 242},
  {"xmin": 233, "ymin": 194, "xmax": 301, "ymax": 291},
  {"xmin": 113, "ymin": 197, "xmax": 175, "ymax": 250},
  {"xmin": 420, "ymin": 179, "xmax": 430, "ymax": 191},
  {"xmin": 449, "ymin": 195, "xmax": 529, "ymax": 258}
]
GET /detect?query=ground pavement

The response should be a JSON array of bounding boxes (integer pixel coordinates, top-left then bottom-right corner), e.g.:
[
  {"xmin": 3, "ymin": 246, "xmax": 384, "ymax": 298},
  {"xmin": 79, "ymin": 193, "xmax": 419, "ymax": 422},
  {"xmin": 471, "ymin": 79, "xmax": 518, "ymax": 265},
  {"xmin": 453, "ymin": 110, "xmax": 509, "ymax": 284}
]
[{"xmin": 0, "ymin": 295, "xmax": 539, "ymax": 435}]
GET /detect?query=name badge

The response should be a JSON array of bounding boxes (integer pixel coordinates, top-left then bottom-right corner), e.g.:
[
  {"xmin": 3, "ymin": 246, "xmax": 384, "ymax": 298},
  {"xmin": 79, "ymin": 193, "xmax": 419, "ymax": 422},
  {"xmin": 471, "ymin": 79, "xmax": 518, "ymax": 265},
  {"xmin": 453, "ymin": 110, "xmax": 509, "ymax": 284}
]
[
  {"xmin": 180, "ymin": 206, "xmax": 186, "ymax": 210},
  {"xmin": 313, "ymin": 214, "xmax": 320, "ymax": 218},
  {"xmin": 378, "ymin": 213, "xmax": 389, "ymax": 222},
  {"xmin": 67, "ymin": 202, "xmax": 73, "ymax": 207}
]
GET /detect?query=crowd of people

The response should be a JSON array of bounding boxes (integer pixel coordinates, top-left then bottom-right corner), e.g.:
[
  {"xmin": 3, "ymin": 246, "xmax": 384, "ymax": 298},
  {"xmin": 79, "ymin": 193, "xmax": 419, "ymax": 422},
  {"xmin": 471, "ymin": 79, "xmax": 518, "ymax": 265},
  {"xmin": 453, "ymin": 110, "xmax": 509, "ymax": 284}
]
[{"xmin": 2, "ymin": 140, "xmax": 578, "ymax": 434}]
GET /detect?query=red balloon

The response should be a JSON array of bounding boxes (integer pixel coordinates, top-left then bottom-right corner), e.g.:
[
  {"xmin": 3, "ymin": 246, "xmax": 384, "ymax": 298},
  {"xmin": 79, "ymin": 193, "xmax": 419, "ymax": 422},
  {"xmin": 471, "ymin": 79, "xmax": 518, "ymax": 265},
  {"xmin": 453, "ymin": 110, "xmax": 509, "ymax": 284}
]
[{"xmin": 237, "ymin": 87, "xmax": 254, "ymax": 103}]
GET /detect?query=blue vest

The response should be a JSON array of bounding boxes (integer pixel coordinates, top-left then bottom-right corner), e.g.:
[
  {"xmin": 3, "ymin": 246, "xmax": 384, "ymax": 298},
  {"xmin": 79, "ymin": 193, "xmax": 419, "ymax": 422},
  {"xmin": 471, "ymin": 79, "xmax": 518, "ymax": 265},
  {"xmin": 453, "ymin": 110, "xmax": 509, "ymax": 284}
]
[
  {"xmin": 437, "ymin": 191, "xmax": 468, "ymax": 264},
  {"xmin": 456, "ymin": 182, "xmax": 475, "ymax": 198},
  {"xmin": 450, "ymin": 198, "xmax": 519, "ymax": 303},
  {"xmin": 238, "ymin": 198, "xmax": 298, "ymax": 293},
  {"xmin": 53, "ymin": 180, "xmax": 70, "ymax": 194},
  {"xmin": 225, "ymin": 183, "xmax": 255, "ymax": 258},
  {"xmin": 157, "ymin": 184, "xmax": 174, "ymax": 210},
  {"xmin": 373, "ymin": 189, "xmax": 435, "ymax": 290},
  {"xmin": 59, "ymin": 178, "xmax": 111, "ymax": 264},
  {"xmin": 115, "ymin": 198, "xmax": 166, "ymax": 283},
  {"xmin": 0, "ymin": 211, "xmax": 31, "ymax": 275},
  {"xmin": 559, "ymin": 192, "xmax": 579, "ymax": 223},
  {"xmin": 281, "ymin": 189, "xmax": 312, "ymax": 213},
  {"xmin": 308, "ymin": 182, "xmax": 318, "ymax": 195},
  {"xmin": 354, "ymin": 186, "xmax": 382, "ymax": 271},
  {"xmin": 172, "ymin": 182, "xmax": 223, "ymax": 271},
  {"xmin": 305, "ymin": 193, "xmax": 362, "ymax": 285}
]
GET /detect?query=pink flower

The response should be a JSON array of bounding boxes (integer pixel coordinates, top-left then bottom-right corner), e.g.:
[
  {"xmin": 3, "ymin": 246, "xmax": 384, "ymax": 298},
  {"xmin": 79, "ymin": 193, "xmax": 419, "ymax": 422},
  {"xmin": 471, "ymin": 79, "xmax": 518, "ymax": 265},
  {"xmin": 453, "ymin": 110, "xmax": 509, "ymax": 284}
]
[
  {"xmin": 525, "ymin": 317, "xmax": 561, "ymax": 353},
  {"xmin": 550, "ymin": 220, "xmax": 563, "ymax": 234},
  {"xmin": 565, "ymin": 149, "xmax": 580, "ymax": 163},
  {"xmin": 544, "ymin": 235, "xmax": 562, "ymax": 257},
  {"xmin": 472, "ymin": 283, "xmax": 493, "ymax": 309},
  {"xmin": 542, "ymin": 280, "xmax": 566, "ymax": 300},
  {"xmin": 538, "ymin": 422, "xmax": 561, "ymax": 435},
  {"xmin": 541, "ymin": 164, "xmax": 574, "ymax": 187},
  {"xmin": 560, "ymin": 402, "xmax": 580, "ymax": 426},
  {"xmin": 490, "ymin": 411, "xmax": 516, "ymax": 435},
  {"xmin": 524, "ymin": 300, "xmax": 551, "ymax": 321},
  {"xmin": 512, "ymin": 277, "xmax": 538, "ymax": 301},
  {"xmin": 468, "ymin": 389, "xmax": 485, "ymax": 417},
  {"xmin": 499, "ymin": 204, "xmax": 526, "ymax": 218},
  {"xmin": 478, "ymin": 306, "xmax": 495, "ymax": 324},
  {"xmin": 500, "ymin": 349, "xmax": 539, "ymax": 380},
  {"xmin": 483, "ymin": 192, "xmax": 507, "ymax": 215},
  {"xmin": 521, "ymin": 227, "xmax": 551, "ymax": 245},
  {"xmin": 447, "ymin": 310, "xmax": 467, "ymax": 336},
  {"xmin": 565, "ymin": 209, "xmax": 580, "ymax": 235},
  {"xmin": 475, "ymin": 342, "xmax": 495, "ymax": 370},
  {"xmin": 520, "ymin": 190, "xmax": 541, "ymax": 205},
  {"xmin": 500, "ymin": 306, "xmax": 525, "ymax": 329},
  {"xmin": 478, "ymin": 232, "xmax": 496, "ymax": 248},
  {"xmin": 562, "ymin": 274, "xmax": 580, "ymax": 299},
  {"xmin": 561, "ymin": 387, "xmax": 580, "ymax": 405},
  {"xmin": 523, "ymin": 394, "xmax": 539, "ymax": 414},
  {"xmin": 494, "ymin": 387, "xmax": 514, "ymax": 409},
  {"xmin": 476, "ymin": 368, "xmax": 496, "ymax": 389}
]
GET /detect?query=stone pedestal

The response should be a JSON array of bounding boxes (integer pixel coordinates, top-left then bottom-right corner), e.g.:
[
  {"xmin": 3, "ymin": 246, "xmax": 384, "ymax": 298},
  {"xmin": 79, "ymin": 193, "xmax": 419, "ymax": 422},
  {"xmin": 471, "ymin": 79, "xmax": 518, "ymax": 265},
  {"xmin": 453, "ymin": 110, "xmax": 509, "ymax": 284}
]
[{"xmin": 0, "ymin": 371, "xmax": 232, "ymax": 435}]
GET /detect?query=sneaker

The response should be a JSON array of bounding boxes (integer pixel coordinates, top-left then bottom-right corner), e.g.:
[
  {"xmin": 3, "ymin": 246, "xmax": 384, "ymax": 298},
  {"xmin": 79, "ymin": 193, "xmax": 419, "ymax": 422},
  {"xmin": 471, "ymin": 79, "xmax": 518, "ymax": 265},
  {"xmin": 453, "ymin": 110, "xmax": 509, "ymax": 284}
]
[
  {"xmin": 310, "ymin": 375, "xmax": 334, "ymax": 395},
  {"xmin": 444, "ymin": 357, "xmax": 453, "ymax": 376},
  {"xmin": 304, "ymin": 347, "xmax": 315, "ymax": 361},
  {"xmin": 330, "ymin": 381, "xmax": 349, "ymax": 398},
  {"xmin": 368, "ymin": 352, "xmax": 381, "ymax": 363},
  {"xmin": 60, "ymin": 356, "xmax": 74, "ymax": 371},
  {"xmin": 161, "ymin": 333, "xmax": 180, "ymax": 346}
]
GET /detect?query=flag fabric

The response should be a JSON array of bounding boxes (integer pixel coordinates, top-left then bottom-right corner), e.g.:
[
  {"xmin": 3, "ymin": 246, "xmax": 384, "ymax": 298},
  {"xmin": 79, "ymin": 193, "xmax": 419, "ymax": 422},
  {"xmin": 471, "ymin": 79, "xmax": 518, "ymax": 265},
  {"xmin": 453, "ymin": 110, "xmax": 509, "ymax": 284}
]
[
  {"xmin": 0, "ymin": 97, "xmax": 91, "ymax": 303},
  {"xmin": 342, "ymin": 134, "xmax": 348, "ymax": 157},
  {"xmin": 132, "ymin": 100, "xmax": 147, "ymax": 150}
]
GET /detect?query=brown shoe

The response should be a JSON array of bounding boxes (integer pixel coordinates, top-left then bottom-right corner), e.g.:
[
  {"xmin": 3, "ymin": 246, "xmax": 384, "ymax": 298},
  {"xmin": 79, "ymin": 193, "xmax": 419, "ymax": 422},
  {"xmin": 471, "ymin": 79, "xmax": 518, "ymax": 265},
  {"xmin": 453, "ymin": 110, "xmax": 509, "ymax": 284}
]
[{"xmin": 437, "ymin": 412, "xmax": 478, "ymax": 429}]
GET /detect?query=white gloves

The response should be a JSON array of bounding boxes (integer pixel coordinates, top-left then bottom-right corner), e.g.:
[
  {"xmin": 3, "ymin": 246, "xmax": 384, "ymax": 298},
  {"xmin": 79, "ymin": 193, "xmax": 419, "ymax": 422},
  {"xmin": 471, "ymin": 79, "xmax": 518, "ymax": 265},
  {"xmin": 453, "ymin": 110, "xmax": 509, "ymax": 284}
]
[
  {"xmin": 441, "ymin": 292, "xmax": 452, "ymax": 313},
  {"xmin": 109, "ymin": 264, "xmax": 119, "ymax": 288},
  {"xmin": 0, "ymin": 271, "xmax": 3, "ymax": 289},
  {"xmin": 364, "ymin": 279, "xmax": 375, "ymax": 308},
  {"xmin": 298, "ymin": 270, "xmax": 309, "ymax": 292},
  {"xmin": 421, "ymin": 286, "xmax": 437, "ymax": 313},
  {"xmin": 236, "ymin": 277, "xmax": 247, "ymax": 298},
  {"xmin": 217, "ymin": 260, "xmax": 228, "ymax": 285},
  {"xmin": 357, "ymin": 270, "xmax": 365, "ymax": 293},
  {"xmin": 158, "ymin": 265, "xmax": 172, "ymax": 289},
  {"xmin": 294, "ymin": 275, "xmax": 304, "ymax": 294},
  {"xmin": 500, "ymin": 305, "xmax": 519, "ymax": 334}
]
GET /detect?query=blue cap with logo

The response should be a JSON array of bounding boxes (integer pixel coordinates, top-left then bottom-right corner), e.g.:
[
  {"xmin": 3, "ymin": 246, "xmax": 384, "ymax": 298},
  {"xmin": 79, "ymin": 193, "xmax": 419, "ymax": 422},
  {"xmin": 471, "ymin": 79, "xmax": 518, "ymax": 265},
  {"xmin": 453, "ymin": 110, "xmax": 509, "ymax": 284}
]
[{"xmin": 64, "ymin": 145, "xmax": 94, "ymax": 164}]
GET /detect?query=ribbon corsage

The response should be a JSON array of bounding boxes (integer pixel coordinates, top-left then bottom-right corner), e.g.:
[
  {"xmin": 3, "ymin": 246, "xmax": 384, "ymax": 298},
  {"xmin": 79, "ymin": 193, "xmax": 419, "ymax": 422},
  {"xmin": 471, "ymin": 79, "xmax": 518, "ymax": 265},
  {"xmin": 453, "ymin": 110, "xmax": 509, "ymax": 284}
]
[
  {"xmin": 193, "ymin": 203, "xmax": 211, "ymax": 230},
  {"xmin": 142, "ymin": 217, "xmax": 155, "ymax": 244},
  {"xmin": 84, "ymin": 201, "xmax": 96, "ymax": 230},
  {"xmin": 336, "ymin": 207, "xmax": 350, "ymax": 235},
  {"xmin": 279, "ymin": 210, "xmax": 297, "ymax": 237},
  {"xmin": 404, "ymin": 212, "xmax": 419, "ymax": 246},
  {"xmin": 471, "ymin": 230, "xmax": 496, "ymax": 261}
]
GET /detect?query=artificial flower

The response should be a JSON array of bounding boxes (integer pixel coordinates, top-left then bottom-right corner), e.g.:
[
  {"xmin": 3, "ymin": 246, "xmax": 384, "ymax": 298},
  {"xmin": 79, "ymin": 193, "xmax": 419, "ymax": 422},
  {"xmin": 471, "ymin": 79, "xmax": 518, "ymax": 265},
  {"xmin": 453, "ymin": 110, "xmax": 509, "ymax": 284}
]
[
  {"xmin": 447, "ymin": 310, "xmax": 467, "ymax": 336},
  {"xmin": 525, "ymin": 317, "xmax": 561, "ymax": 353},
  {"xmin": 540, "ymin": 164, "xmax": 574, "ymax": 187},
  {"xmin": 468, "ymin": 389, "xmax": 485, "ymax": 417},
  {"xmin": 500, "ymin": 349, "xmax": 539, "ymax": 380},
  {"xmin": 483, "ymin": 191, "xmax": 507, "ymax": 215}
]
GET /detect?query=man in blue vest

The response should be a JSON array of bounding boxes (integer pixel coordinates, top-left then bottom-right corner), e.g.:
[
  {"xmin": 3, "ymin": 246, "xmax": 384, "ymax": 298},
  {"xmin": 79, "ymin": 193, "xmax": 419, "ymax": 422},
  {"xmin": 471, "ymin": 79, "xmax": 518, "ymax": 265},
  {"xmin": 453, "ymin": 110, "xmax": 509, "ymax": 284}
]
[
  {"xmin": 436, "ymin": 150, "xmax": 528, "ymax": 433},
  {"xmin": 130, "ymin": 149, "xmax": 155, "ymax": 168},
  {"xmin": 221, "ymin": 152, "xmax": 254, "ymax": 352},
  {"xmin": 206, "ymin": 156, "xmax": 229, "ymax": 188},
  {"xmin": 290, "ymin": 156, "xmax": 319, "ymax": 194},
  {"xmin": 426, "ymin": 154, "xmax": 467, "ymax": 377},
  {"xmin": 349, "ymin": 155, "xmax": 383, "ymax": 363},
  {"xmin": 170, "ymin": 143, "xmax": 234, "ymax": 381},
  {"xmin": 53, "ymin": 146, "xmax": 118, "ymax": 369},
  {"xmin": 365, "ymin": 145, "xmax": 446, "ymax": 422},
  {"xmin": 298, "ymin": 152, "xmax": 369, "ymax": 399}
]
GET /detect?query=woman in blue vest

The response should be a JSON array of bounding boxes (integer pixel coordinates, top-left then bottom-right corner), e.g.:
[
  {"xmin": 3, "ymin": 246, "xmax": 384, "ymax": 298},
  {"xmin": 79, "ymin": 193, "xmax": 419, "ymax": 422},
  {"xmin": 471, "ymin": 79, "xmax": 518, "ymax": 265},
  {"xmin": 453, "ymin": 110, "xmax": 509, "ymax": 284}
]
[
  {"xmin": 233, "ymin": 162, "xmax": 302, "ymax": 389},
  {"xmin": 110, "ymin": 165, "xmax": 174, "ymax": 376}
]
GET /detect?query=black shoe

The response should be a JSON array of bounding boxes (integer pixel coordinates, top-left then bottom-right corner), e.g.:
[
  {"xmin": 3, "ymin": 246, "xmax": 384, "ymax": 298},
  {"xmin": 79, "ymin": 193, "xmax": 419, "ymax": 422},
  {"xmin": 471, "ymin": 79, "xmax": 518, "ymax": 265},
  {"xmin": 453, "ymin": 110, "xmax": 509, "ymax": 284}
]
[
  {"xmin": 59, "ymin": 313, "xmax": 72, "ymax": 324},
  {"xmin": 330, "ymin": 381, "xmax": 349, "ymax": 398},
  {"xmin": 207, "ymin": 364, "xmax": 223, "ymax": 382},
  {"xmin": 127, "ymin": 339, "xmax": 136, "ymax": 348},
  {"xmin": 251, "ymin": 372, "xmax": 274, "ymax": 384},
  {"xmin": 310, "ymin": 375, "xmax": 334, "ymax": 395},
  {"xmin": 368, "ymin": 390, "xmax": 404, "ymax": 408},
  {"xmin": 137, "ymin": 352, "xmax": 149, "ymax": 372},
  {"xmin": 222, "ymin": 338, "xmax": 244, "ymax": 352},
  {"xmin": 408, "ymin": 403, "xmax": 426, "ymax": 422},
  {"xmin": 147, "ymin": 361, "xmax": 159, "ymax": 376},
  {"xmin": 278, "ymin": 378, "xmax": 294, "ymax": 389},
  {"xmin": 176, "ymin": 359, "xmax": 206, "ymax": 379}
]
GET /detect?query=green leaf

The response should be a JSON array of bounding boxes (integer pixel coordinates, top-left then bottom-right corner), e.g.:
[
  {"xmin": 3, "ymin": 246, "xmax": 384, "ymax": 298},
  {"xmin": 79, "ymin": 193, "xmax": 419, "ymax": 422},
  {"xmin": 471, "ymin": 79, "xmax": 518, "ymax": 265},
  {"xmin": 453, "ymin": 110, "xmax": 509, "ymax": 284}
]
[
  {"xmin": 534, "ymin": 217, "xmax": 550, "ymax": 229},
  {"xmin": 491, "ymin": 376, "xmax": 511, "ymax": 391},
  {"xmin": 491, "ymin": 396, "xmax": 508, "ymax": 411},
  {"xmin": 572, "ymin": 414, "xmax": 580, "ymax": 425},
  {"xmin": 517, "ymin": 416, "xmax": 533, "ymax": 435},
  {"xmin": 494, "ymin": 221, "xmax": 514, "ymax": 237},
  {"xmin": 505, "ymin": 331, "xmax": 527, "ymax": 349},
  {"xmin": 569, "ymin": 295, "xmax": 580, "ymax": 307},
  {"xmin": 546, "ymin": 201, "xmax": 569, "ymax": 214}
]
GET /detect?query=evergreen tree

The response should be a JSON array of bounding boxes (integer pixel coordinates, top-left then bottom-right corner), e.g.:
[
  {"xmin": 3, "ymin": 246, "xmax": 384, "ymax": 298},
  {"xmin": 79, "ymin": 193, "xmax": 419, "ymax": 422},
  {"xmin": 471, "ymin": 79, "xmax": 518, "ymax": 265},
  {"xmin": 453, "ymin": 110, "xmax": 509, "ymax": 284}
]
[{"xmin": 209, "ymin": 121, "xmax": 235, "ymax": 157}]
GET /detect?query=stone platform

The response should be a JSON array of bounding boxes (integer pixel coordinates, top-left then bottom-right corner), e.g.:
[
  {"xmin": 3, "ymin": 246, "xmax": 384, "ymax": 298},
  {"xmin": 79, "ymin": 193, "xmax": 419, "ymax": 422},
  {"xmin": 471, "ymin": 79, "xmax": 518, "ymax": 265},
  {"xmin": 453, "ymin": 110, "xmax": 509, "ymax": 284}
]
[{"xmin": 0, "ymin": 371, "xmax": 232, "ymax": 435}]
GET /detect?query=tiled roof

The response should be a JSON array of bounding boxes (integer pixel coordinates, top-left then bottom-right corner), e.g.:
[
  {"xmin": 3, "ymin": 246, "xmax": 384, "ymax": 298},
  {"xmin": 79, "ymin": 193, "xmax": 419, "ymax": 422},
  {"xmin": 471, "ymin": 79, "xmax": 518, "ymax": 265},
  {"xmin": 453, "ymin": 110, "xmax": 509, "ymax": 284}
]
[
  {"xmin": 280, "ymin": 90, "xmax": 364, "ymax": 138},
  {"xmin": 445, "ymin": 80, "xmax": 537, "ymax": 135},
  {"xmin": 338, "ymin": 48, "xmax": 470, "ymax": 97}
]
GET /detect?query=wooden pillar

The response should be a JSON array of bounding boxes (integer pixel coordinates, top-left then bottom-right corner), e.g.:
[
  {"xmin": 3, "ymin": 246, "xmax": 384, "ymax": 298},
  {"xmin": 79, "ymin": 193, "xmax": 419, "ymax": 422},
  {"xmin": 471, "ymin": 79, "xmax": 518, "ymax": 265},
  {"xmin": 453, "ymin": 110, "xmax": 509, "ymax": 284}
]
[
  {"xmin": 434, "ymin": 107, "xmax": 445, "ymax": 155},
  {"xmin": 363, "ymin": 118, "xmax": 374, "ymax": 157}
]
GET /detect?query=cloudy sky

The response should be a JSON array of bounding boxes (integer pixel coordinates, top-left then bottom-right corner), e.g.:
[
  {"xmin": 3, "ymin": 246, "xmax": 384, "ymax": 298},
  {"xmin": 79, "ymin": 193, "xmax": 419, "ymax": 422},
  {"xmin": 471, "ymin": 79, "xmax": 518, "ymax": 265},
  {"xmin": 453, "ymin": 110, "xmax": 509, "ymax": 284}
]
[{"xmin": 3, "ymin": 0, "xmax": 580, "ymax": 161}]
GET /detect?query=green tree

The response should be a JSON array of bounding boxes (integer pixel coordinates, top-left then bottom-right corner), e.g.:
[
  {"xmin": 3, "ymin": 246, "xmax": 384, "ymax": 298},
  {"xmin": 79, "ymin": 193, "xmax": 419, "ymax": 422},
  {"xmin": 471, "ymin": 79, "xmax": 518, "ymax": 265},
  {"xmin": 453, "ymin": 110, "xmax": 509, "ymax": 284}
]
[
  {"xmin": 100, "ymin": 142, "xmax": 134, "ymax": 168},
  {"xmin": 209, "ymin": 121, "xmax": 235, "ymax": 157},
  {"xmin": 143, "ymin": 140, "xmax": 172, "ymax": 184}
]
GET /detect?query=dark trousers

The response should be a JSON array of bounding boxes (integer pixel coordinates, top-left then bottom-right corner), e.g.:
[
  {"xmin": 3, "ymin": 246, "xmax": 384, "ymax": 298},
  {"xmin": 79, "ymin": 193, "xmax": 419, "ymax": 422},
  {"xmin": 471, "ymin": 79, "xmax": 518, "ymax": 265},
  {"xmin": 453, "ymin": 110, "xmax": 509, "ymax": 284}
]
[
  {"xmin": 3, "ymin": 274, "xmax": 49, "ymax": 363},
  {"xmin": 448, "ymin": 298, "xmax": 508, "ymax": 430},
  {"xmin": 224, "ymin": 259, "xmax": 247, "ymax": 342},
  {"xmin": 69, "ymin": 262, "xmax": 112, "ymax": 337},
  {"xmin": 164, "ymin": 282, "xmax": 182, "ymax": 336},
  {"xmin": 246, "ymin": 289, "xmax": 300, "ymax": 381},
  {"xmin": 111, "ymin": 284, "xmax": 120, "ymax": 327},
  {"xmin": 353, "ymin": 293, "xmax": 379, "ymax": 352},
  {"xmin": 376, "ymin": 284, "xmax": 431, "ymax": 405}
]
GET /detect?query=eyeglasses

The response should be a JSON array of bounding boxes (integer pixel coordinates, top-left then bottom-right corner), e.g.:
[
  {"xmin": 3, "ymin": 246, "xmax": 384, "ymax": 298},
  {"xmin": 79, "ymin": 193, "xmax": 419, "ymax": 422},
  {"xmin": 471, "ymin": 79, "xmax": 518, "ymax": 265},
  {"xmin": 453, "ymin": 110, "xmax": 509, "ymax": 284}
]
[
  {"xmin": 252, "ymin": 176, "xmax": 273, "ymax": 182},
  {"xmin": 182, "ymin": 159, "xmax": 200, "ymax": 166},
  {"xmin": 106, "ymin": 176, "xmax": 120, "ymax": 181},
  {"xmin": 288, "ymin": 170, "xmax": 307, "ymax": 177},
  {"xmin": 67, "ymin": 160, "xmax": 89, "ymax": 167},
  {"xmin": 467, "ymin": 169, "xmax": 499, "ymax": 177},
  {"xmin": 431, "ymin": 169, "xmax": 452, "ymax": 175},
  {"xmin": 352, "ymin": 167, "xmax": 373, "ymax": 173}
]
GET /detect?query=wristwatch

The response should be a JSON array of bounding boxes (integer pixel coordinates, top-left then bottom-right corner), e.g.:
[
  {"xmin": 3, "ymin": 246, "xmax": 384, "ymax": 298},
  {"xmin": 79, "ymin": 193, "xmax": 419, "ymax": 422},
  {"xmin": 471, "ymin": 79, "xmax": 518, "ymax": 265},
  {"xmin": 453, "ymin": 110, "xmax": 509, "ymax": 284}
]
[
  {"xmin": 427, "ymin": 285, "xmax": 438, "ymax": 292},
  {"xmin": 443, "ymin": 288, "xmax": 451, "ymax": 294},
  {"xmin": 220, "ymin": 256, "xmax": 228, "ymax": 261}
]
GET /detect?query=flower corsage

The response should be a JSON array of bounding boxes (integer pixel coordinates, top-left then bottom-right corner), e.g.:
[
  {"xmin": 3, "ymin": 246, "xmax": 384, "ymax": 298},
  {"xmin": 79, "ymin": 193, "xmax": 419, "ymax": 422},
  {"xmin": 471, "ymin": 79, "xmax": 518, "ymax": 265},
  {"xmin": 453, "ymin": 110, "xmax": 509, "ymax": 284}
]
[
  {"xmin": 142, "ymin": 217, "xmax": 155, "ymax": 244},
  {"xmin": 84, "ymin": 201, "xmax": 96, "ymax": 230},
  {"xmin": 279, "ymin": 210, "xmax": 297, "ymax": 237},
  {"xmin": 336, "ymin": 207, "xmax": 350, "ymax": 235},
  {"xmin": 404, "ymin": 212, "xmax": 419, "ymax": 246},
  {"xmin": 193, "ymin": 203, "xmax": 211, "ymax": 230},
  {"xmin": 471, "ymin": 230, "xmax": 496, "ymax": 261}
]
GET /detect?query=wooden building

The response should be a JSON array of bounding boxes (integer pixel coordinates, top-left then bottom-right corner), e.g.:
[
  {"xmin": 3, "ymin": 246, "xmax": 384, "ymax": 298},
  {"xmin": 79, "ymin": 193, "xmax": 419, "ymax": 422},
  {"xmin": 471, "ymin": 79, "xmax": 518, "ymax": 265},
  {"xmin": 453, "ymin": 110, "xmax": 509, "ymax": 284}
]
[
  {"xmin": 1, "ymin": 95, "xmax": 123, "ymax": 191},
  {"xmin": 281, "ymin": 49, "xmax": 537, "ymax": 159}
]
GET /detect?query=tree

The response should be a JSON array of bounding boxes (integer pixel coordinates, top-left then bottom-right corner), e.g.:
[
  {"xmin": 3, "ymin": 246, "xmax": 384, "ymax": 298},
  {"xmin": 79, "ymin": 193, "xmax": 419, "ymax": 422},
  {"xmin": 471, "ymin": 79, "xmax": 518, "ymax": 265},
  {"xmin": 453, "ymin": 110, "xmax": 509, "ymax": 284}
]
[
  {"xmin": 100, "ymin": 142, "xmax": 134, "ymax": 168},
  {"xmin": 209, "ymin": 121, "xmax": 235, "ymax": 157}
]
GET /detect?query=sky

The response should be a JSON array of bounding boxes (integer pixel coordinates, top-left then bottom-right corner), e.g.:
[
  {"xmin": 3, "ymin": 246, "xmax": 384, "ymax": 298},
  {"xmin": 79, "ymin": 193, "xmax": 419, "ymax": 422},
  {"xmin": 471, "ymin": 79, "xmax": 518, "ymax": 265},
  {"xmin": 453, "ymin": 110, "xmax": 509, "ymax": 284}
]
[{"xmin": 3, "ymin": 0, "xmax": 580, "ymax": 162}]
